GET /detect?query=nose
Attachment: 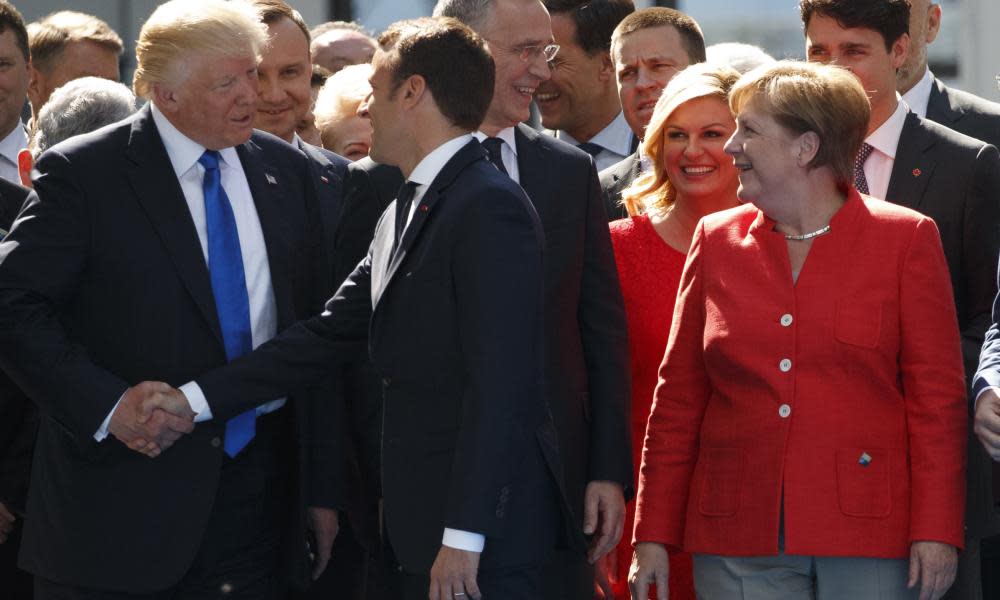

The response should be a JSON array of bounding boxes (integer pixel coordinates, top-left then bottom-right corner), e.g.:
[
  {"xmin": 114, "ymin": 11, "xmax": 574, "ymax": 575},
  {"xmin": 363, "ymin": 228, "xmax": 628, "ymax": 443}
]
[
  {"xmin": 683, "ymin": 136, "xmax": 704, "ymax": 158},
  {"xmin": 636, "ymin": 66, "xmax": 660, "ymax": 90},
  {"xmin": 724, "ymin": 130, "xmax": 741, "ymax": 156},
  {"xmin": 527, "ymin": 52, "xmax": 552, "ymax": 82},
  {"xmin": 357, "ymin": 94, "xmax": 372, "ymax": 118},
  {"xmin": 238, "ymin": 71, "xmax": 260, "ymax": 104}
]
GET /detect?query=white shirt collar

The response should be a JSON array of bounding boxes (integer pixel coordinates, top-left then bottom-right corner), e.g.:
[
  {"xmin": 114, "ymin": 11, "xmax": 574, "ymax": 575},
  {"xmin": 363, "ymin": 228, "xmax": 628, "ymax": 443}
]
[
  {"xmin": 556, "ymin": 111, "xmax": 633, "ymax": 157},
  {"xmin": 901, "ymin": 67, "xmax": 934, "ymax": 119},
  {"xmin": 0, "ymin": 120, "xmax": 26, "ymax": 165},
  {"xmin": 150, "ymin": 103, "xmax": 241, "ymax": 177},
  {"xmin": 473, "ymin": 126, "xmax": 518, "ymax": 155},
  {"xmin": 408, "ymin": 134, "xmax": 475, "ymax": 187},
  {"xmin": 865, "ymin": 97, "xmax": 910, "ymax": 160}
]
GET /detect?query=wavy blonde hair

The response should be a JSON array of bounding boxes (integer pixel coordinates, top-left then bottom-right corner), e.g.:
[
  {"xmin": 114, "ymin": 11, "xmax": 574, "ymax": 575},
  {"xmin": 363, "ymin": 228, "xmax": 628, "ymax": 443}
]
[{"xmin": 620, "ymin": 63, "xmax": 740, "ymax": 217}]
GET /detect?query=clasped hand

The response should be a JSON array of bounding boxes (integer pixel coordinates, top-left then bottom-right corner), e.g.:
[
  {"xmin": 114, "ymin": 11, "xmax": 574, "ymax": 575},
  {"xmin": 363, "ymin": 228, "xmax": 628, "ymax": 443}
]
[{"xmin": 108, "ymin": 381, "xmax": 195, "ymax": 457}]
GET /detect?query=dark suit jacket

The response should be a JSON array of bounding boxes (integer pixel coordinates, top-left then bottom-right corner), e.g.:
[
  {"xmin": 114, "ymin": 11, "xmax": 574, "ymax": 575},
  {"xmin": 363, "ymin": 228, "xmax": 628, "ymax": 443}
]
[
  {"xmin": 193, "ymin": 139, "xmax": 568, "ymax": 573},
  {"xmin": 886, "ymin": 113, "xmax": 1000, "ymax": 383},
  {"xmin": 926, "ymin": 78, "xmax": 1000, "ymax": 151},
  {"xmin": 513, "ymin": 124, "xmax": 632, "ymax": 540},
  {"xmin": 0, "ymin": 106, "xmax": 325, "ymax": 592},
  {"xmin": 599, "ymin": 151, "xmax": 641, "ymax": 221},
  {"xmin": 0, "ymin": 178, "xmax": 34, "ymax": 515}
]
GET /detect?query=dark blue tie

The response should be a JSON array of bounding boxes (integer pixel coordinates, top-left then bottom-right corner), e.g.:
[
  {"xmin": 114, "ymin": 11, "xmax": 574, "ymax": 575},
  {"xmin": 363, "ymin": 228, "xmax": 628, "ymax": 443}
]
[
  {"xmin": 199, "ymin": 150, "xmax": 255, "ymax": 457},
  {"xmin": 577, "ymin": 142, "xmax": 603, "ymax": 158}
]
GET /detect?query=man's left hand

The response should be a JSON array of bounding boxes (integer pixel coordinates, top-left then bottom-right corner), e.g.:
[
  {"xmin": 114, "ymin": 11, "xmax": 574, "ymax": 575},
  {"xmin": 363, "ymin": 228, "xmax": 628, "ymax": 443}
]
[
  {"xmin": 584, "ymin": 480, "xmax": 625, "ymax": 563},
  {"xmin": 307, "ymin": 507, "xmax": 339, "ymax": 580},
  {"xmin": 429, "ymin": 545, "xmax": 482, "ymax": 600},
  {"xmin": 908, "ymin": 540, "xmax": 958, "ymax": 600}
]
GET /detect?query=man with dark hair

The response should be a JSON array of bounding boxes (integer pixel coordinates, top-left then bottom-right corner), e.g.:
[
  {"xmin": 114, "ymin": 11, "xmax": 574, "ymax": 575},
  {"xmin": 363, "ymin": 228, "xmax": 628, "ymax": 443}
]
[
  {"xmin": 433, "ymin": 1, "xmax": 632, "ymax": 598},
  {"xmin": 26, "ymin": 11, "xmax": 122, "ymax": 122},
  {"xmin": 599, "ymin": 6, "xmax": 705, "ymax": 219},
  {"xmin": 537, "ymin": 0, "xmax": 635, "ymax": 172},
  {"xmin": 139, "ymin": 14, "xmax": 569, "ymax": 600},
  {"xmin": 310, "ymin": 20, "xmax": 376, "ymax": 74},
  {"xmin": 0, "ymin": 1, "xmax": 28, "ymax": 185},
  {"xmin": 802, "ymin": 3, "xmax": 1000, "ymax": 596}
]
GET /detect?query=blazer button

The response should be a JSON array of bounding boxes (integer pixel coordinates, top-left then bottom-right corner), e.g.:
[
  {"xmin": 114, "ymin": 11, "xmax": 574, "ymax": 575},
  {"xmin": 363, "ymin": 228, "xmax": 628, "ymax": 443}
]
[
  {"xmin": 779, "ymin": 358, "xmax": 792, "ymax": 372},
  {"xmin": 780, "ymin": 314, "xmax": 793, "ymax": 327},
  {"xmin": 211, "ymin": 437, "xmax": 222, "ymax": 448},
  {"xmin": 382, "ymin": 377, "xmax": 392, "ymax": 387},
  {"xmin": 778, "ymin": 404, "xmax": 791, "ymax": 418}
]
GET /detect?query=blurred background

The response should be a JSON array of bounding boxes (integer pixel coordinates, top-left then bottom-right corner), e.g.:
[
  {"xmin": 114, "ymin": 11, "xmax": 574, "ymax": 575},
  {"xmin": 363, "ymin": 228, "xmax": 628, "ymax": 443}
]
[{"xmin": 19, "ymin": 0, "xmax": 1000, "ymax": 100}]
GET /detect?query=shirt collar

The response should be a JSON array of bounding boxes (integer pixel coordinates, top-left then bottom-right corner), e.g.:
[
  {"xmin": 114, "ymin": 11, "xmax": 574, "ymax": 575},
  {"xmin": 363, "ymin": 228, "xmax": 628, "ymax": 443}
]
[
  {"xmin": 0, "ymin": 120, "xmax": 26, "ymax": 165},
  {"xmin": 901, "ymin": 67, "xmax": 934, "ymax": 119},
  {"xmin": 865, "ymin": 97, "xmax": 910, "ymax": 160},
  {"xmin": 150, "ymin": 103, "xmax": 240, "ymax": 177},
  {"xmin": 408, "ymin": 134, "xmax": 474, "ymax": 187},
  {"xmin": 556, "ymin": 112, "xmax": 633, "ymax": 156},
  {"xmin": 473, "ymin": 126, "xmax": 518, "ymax": 156}
]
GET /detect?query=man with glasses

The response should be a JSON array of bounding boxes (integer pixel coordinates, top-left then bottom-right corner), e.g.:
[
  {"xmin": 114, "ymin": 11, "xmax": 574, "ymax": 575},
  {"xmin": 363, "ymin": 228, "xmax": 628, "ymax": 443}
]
[{"xmin": 433, "ymin": 1, "xmax": 632, "ymax": 598}]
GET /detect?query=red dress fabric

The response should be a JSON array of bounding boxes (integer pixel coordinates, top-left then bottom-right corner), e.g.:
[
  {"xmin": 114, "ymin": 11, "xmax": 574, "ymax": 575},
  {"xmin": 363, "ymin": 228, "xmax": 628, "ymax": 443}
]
[{"xmin": 609, "ymin": 214, "xmax": 694, "ymax": 600}]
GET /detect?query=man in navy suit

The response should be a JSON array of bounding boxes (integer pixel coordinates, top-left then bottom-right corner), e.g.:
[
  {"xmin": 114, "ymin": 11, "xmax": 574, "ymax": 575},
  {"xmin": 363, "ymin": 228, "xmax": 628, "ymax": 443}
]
[{"xmin": 0, "ymin": 1, "xmax": 328, "ymax": 596}]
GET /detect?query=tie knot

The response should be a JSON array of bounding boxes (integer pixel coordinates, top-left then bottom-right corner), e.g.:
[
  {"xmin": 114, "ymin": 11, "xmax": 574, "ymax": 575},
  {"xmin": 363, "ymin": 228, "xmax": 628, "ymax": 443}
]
[
  {"xmin": 199, "ymin": 149, "xmax": 221, "ymax": 171},
  {"xmin": 577, "ymin": 142, "xmax": 603, "ymax": 158},
  {"xmin": 482, "ymin": 137, "xmax": 504, "ymax": 156}
]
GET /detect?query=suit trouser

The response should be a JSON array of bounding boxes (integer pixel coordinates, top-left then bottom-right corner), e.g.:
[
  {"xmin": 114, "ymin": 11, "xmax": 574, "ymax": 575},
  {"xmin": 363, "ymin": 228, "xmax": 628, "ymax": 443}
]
[
  {"xmin": 1, "ymin": 517, "xmax": 32, "ymax": 598},
  {"xmin": 34, "ymin": 411, "xmax": 286, "ymax": 600},
  {"xmin": 540, "ymin": 548, "xmax": 592, "ymax": 599}
]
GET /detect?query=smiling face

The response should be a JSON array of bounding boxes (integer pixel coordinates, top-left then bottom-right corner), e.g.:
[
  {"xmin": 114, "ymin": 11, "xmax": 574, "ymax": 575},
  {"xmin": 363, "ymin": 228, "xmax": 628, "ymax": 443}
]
[
  {"xmin": 661, "ymin": 95, "xmax": 738, "ymax": 203},
  {"xmin": 724, "ymin": 97, "xmax": 802, "ymax": 208},
  {"xmin": 255, "ymin": 16, "xmax": 313, "ymax": 143},
  {"xmin": 157, "ymin": 51, "xmax": 260, "ymax": 150},
  {"xmin": 613, "ymin": 25, "xmax": 692, "ymax": 139},
  {"xmin": 479, "ymin": 0, "xmax": 554, "ymax": 133}
]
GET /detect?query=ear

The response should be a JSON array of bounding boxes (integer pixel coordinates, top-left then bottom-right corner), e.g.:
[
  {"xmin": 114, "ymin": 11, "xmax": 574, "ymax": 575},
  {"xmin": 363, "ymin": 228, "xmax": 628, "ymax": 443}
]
[
  {"xmin": 17, "ymin": 149, "xmax": 33, "ymax": 189},
  {"xmin": 152, "ymin": 82, "xmax": 180, "ymax": 115},
  {"xmin": 889, "ymin": 33, "xmax": 909, "ymax": 71},
  {"xmin": 925, "ymin": 4, "xmax": 943, "ymax": 44},
  {"xmin": 26, "ymin": 63, "xmax": 43, "ymax": 112},
  {"xmin": 796, "ymin": 131, "xmax": 821, "ymax": 167},
  {"xmin": 400, "ymin": 74, "xmax": 427, "ymax": 109},
  {"xmin": 598, "ymin": 52, "xmax": 614, "ymax": 82}
]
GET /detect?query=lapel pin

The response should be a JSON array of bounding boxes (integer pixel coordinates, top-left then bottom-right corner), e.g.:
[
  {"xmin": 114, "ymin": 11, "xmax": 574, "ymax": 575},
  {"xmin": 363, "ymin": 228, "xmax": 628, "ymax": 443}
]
[
  {"xmin": 265, "ymin": 174, "xmax": 277, "ymax": 185},
  {"xmin": 320, "ymin": 175, "xmax": 329, "ymax": 184},
  {"xmin": 858, "ymin": 452, "xmax": 872, "ymax": 467},
  {"xmin": 419, "ymin": 204, "xmax": 429, "ymax": 212},
  {"xmin": 912, "ymin": 168, "xmax": 922, "ymax": 178}
]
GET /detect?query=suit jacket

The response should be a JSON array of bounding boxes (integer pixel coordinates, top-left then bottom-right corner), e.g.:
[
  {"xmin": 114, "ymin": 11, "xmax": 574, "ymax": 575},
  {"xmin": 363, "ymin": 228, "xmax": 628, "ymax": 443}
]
[
  {"xmin": 599, "ymin": 150, "xmax": 641, "ymax": 221},
  {"xmin": 885, "ymin": 113, "xmax": 1000, "ymax": 382},
  {"xmin": 193, "ymin": 139, "xmax": 569, "ymax": 573},
  {"xmin": 0, "ymin": 106, "xmax": 325, "ymax": 592},
  {"xmin": 513, "ymin": 124, "xmax": 632, "ymax": 540},
  {"xmin": 0, "ymin": 178, "xmax": 34, "ymax": 515},
  {"xmin": 926, "ymin": 78, "xmax": 1000, "ymax": 150},
  {"xmin": 635, "ymin": 192, "xmax": 967, "ymax": 558}
]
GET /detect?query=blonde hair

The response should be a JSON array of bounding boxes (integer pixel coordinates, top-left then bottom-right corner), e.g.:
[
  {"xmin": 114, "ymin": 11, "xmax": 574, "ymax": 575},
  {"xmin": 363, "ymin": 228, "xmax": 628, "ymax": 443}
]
[
  {"xmin": 621, "ymin": 63, "xmax": 740, "ymax": 216},
  {"xmin": 133, "ymin": 0, "xmax": 268, "ymax": 99},
  {"xmin": 728, "ymin": 60, "xmax": 870, "ymax": 188},
  {"xmin": 314, "ymin": 62, "xmax": 372, "ymax": 138}
]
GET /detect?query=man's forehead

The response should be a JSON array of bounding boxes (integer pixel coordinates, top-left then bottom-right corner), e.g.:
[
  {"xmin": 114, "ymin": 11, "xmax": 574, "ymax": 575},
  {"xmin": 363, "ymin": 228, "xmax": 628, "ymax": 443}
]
[{"xmin": 615, "ymin": 26, "xmax": 685, "ymax": 58}]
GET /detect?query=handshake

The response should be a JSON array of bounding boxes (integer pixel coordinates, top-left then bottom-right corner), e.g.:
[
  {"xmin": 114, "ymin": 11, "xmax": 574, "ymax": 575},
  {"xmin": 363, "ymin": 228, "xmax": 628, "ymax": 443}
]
[{"xmin": 107, "ymin": 381, "xmax": 196, "ymax": 457}]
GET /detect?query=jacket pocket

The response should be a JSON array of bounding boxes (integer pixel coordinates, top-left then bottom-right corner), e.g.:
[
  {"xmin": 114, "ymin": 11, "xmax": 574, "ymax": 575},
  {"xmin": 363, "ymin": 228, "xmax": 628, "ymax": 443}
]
[
  {"xmin": 836, "ymin": 447, "xmax": 891, "ymax": 517},
  {"xmin": 834, "ymin": 300, "xmax": 882, "ymax": 349},
  {"xmin": 697, "ymin": 448, "xmax": 744, "ymax": 517}
]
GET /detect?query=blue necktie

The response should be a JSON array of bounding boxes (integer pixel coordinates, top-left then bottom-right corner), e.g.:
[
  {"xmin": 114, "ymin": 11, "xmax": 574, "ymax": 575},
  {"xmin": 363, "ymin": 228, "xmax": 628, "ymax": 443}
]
[{"xmin": 199, "ymin": 150, "xmax": 255, "ymax": 457}]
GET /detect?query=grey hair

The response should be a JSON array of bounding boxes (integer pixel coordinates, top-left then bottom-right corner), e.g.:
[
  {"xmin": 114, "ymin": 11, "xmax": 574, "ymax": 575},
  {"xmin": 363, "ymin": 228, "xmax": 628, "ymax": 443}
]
[
  {"xmin": 30, "ymin": 76, "xmax": 138, "ymax": 155},
  {"xmin": 705, "ymin": 42, "xmax": 776, "ymax": 75},
  {"xmin": 432, "ymin": 0, "xmax": 495, "ymax": 32}
]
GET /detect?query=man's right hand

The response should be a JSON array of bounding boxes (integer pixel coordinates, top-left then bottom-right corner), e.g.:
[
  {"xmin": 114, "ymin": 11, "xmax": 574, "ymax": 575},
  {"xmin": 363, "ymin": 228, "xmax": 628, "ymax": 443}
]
[
  {"xmin": 109, "ymin": 381, "xmax": 195, "ymax": 458},
  {"xmin": 0, "ymin": 501, "xmax": 14, "ymax": 544},
  {"xmin": 974, "ymin": 388, "xmax": 1000, "ymax": 460}
]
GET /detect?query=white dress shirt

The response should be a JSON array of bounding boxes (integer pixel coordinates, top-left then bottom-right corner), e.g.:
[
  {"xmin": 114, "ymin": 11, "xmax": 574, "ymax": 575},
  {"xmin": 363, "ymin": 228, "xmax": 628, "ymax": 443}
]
[
  {"xmin": 95, "ymin": 104, "xmax": 284, "ymax": 440},
  {"xmin": 394, "ymin": 133, "xmax": 487, "ymax": 554},
  {"xmin": 0, "ymin": 120, "xmax": 26, "ymax": 185},
  {"xmin": 901, "ymin": 67, "xmax": 935, "ymax": 119},
  {"xmin": 860, "ymin": 97, "xmax": 910, "ymax": 201},
  {"xmin": 553, "ymin": 111, "xmax": 635, "ymax": 172},
  {"xmin": 473, "ymin": 127, "xmax": 520, "ymax": 183}
]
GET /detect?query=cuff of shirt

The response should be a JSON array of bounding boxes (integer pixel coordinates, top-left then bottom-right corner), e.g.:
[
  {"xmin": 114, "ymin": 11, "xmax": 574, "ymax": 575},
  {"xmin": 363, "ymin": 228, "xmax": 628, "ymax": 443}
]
[
  {"xmin": 94, "ymin": 391, "xmax": 127, "ymax": 441},
  {"xmin": 179, "ymin": 382, "xmax": 213, "ymax": 422},
  {"xmin": 974, "ymin": 386, "xmax": 999, "ymax": 412},
  {"xmin": 442, "ymin": 528, "xmax": 485, "ymax": 553}
]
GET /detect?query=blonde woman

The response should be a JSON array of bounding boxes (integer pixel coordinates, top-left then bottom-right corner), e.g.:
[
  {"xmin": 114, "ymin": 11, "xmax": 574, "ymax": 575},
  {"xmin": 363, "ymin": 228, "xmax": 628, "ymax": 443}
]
[{"xmin": 313, "ymin": 63, "xmax": 373, "ymax": 160}]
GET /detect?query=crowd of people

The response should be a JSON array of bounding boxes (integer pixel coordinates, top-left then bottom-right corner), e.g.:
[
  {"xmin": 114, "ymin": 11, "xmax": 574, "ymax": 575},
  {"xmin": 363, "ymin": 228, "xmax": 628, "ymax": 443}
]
[{"xmin": 0, "ymin": 0, "xmax": 999, "ymax": 599}]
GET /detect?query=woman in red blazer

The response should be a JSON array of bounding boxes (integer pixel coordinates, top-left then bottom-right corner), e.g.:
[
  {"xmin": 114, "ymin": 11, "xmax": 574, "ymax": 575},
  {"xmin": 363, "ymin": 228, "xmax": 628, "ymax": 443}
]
[{"xmin": 629, "ymin": 61, "xmax": 967, "ymax": 600}]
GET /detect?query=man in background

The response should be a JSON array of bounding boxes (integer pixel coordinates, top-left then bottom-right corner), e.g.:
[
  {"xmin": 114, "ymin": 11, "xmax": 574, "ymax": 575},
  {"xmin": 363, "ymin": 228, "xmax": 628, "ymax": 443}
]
[
  {"xmin": 0, "ymin": 2, "xmax": 28, "ymax": 185},
  {"xmin": 310, "ymin": 20, "xmax": 376, "ymax": 74}
]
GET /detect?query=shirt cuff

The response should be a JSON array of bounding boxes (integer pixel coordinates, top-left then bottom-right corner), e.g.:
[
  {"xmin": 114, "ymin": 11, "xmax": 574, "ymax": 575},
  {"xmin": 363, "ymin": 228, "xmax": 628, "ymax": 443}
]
[
  {"xmin": 974, "ymin": 386, "xmax": 999, "ymax": 412},
  {"xmin": 442, "ymin": 528, "xmax": 485, "ymax": 553},
  {"xmin": 179, "ymin": 382, "xmax": 213, "ymax": 422},
  {"xmin": 94, "ymin": 392, "xmax": 127, "ymax": 441}
]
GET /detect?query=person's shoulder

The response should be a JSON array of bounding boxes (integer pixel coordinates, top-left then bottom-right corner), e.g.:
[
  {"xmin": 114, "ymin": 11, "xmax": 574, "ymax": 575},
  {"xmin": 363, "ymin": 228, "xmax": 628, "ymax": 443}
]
[
  {"xmin": 939, "ymin": 82, "xmax": 1000, "ymax": 119},
  {"xmin": 599, "ymin": 152, "xmax": 639, "ymax": 185},
  {"xmin": 248, "ymin": 129, "xmax": 308, "ymax": 163},
  {"xmin": 348, "ymin": 156, "xmax": 402, "ymax": 180},
  {"xmin": 861, "ymin": 194, "xmax": 930, "ymax": 224},
  {"xmin": 700, "ymin": 203, "xmax": 757, "ymax": 232},
  {"xmin": 516, "ymin": 123, "xmax": 591, "ymax": 165},
  {"xmin": 910, "ymin": 112, "xmax": 992, "ymax": 153}
]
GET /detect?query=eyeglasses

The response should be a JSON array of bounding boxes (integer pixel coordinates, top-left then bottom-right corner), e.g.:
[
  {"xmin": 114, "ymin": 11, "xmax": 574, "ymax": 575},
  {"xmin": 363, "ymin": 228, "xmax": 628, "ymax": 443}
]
[{"xmin": 486, "ymin": 39, "xmax": 560, "ymax": 63}]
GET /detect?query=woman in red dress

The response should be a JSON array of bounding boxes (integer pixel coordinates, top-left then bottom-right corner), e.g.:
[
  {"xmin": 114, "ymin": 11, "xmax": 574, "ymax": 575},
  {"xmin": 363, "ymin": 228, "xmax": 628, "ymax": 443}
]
[{"xmin": 604, "ymin": 63, "xmax": 741, "ymax": 600}]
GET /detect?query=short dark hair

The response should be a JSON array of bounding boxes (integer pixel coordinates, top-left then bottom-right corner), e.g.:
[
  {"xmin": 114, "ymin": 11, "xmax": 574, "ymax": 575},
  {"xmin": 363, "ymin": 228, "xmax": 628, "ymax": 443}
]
[
  {"xmin": 378, "ymin": 17, "xmax": 495, "ymax": 131},
  {"xmin": 799, "ymin": 0, "xmax": 911, "ymax": 51},
  {"xmin": 0, "ymin": 1, "xmax": 28, "ymax": 62},
  {"xmin": 611, "ymin": 7, "xmax": 706, "ymax": 64},
  {"xmin": 246, "ymin": 0, "xmax": 311, "ymax": 44},
  {"xmin": 543, "ymin": 0, "xmax": 635, "ymax": 55},
  {"xmin": 28, "ymin": 11, "xmax": 123, "ymax": 73}
]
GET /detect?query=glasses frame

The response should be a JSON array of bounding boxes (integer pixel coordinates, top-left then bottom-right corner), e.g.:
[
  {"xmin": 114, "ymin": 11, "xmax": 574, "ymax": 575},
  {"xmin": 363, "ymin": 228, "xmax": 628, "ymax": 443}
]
[{"xmin": 485, "ymin": 38, "xmax": 560, "ymax": 63}]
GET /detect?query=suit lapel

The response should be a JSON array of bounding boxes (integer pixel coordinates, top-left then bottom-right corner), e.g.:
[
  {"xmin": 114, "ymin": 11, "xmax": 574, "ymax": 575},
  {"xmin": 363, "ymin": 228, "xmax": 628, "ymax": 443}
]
[
  {"xmin": 298, "ymin": 139, "xmax": 346, "ymax": 236},
  {"xmin": 124, "ymin": 106, "xmax": 223, "ymax": 346},
  {"xmin": 515, "ymin": 124, "xmax": 551, "ymax": 219},
  {"xmin": 926, "ymin": 78, "xmax": 961, "ymax": 130},
  {"xmin": 886, "ymin": 113, "xmax": 935, "ymax": 212}
]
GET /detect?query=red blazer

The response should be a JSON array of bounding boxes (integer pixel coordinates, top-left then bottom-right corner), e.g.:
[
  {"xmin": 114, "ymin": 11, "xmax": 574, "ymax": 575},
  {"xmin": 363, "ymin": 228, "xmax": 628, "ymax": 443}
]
[{"xmin": 633, "ymin": 190, "xmax": 967, "ymax": 559}]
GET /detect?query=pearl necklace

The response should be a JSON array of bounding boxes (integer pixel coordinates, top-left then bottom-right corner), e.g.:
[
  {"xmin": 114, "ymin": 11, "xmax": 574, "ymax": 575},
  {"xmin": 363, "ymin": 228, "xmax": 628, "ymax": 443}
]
[{"xmin": 784, "ymin": 225, "xmax": 831, "ymax": 241}]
